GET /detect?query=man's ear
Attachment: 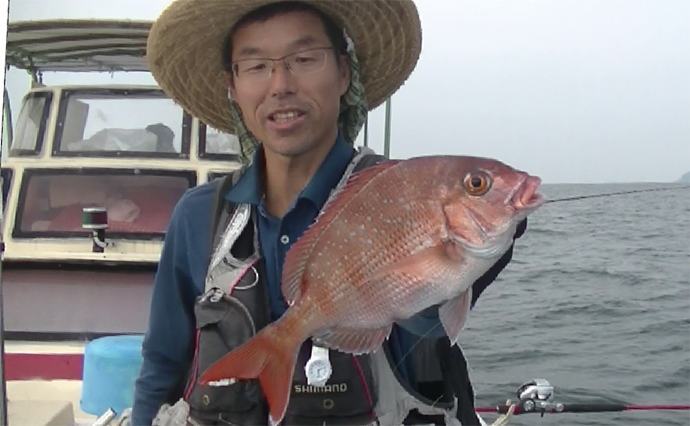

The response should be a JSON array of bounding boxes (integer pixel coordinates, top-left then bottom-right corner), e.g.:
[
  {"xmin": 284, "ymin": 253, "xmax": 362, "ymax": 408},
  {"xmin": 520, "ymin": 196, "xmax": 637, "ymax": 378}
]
[
  {"xmin": 224, "ymin": 72, "xmax": 237, "ymax": 100},
  {"xmin": 338, "ymin": 55, "xmax": 351, "ymax": 97}
]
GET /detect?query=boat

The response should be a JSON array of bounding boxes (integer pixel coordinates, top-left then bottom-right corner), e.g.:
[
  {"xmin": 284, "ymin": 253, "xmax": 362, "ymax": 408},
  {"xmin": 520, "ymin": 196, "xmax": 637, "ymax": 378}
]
[{"xmin": 1, "ymin": 18, "xmax": 242, "ymax": 424}]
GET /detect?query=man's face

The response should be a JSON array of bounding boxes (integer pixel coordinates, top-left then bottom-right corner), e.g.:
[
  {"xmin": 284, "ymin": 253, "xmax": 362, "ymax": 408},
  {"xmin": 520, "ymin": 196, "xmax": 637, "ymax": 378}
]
[{"xmin": 227, "ymin": 10, "xmax": 350, "ymax": 159}]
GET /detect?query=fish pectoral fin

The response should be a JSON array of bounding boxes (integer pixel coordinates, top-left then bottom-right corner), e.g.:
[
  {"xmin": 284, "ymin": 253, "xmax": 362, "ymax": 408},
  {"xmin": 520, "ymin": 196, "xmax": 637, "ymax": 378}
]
[
  {"xmin": 313, "ymin": 324, "xmax": 393, "ymax": 355},
  {"xmin": 439, "ymin": 287, "xmax": 473, "ymax": 347},
  {"xmin": 370, "ymin": 243, "xmax": 463, "ymax": 283}
]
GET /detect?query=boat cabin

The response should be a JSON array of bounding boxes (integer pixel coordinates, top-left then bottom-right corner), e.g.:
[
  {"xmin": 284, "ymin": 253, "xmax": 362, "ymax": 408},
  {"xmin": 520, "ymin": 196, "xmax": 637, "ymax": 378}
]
[{"xmin": 1, "ymin": 19, "xmax": 241, "ymax": 338}]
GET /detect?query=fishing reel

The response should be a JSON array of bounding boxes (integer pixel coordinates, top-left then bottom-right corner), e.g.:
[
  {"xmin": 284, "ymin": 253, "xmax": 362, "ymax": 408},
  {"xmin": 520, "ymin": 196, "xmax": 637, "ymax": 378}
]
[{"xmin": 516, "ymin": 378, "xmax": 563, "ymax": 416}]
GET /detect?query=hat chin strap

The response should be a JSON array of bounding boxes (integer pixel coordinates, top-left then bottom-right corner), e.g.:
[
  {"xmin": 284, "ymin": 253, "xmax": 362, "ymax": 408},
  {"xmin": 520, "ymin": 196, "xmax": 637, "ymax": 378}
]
[{"xmin": 338, "ymin": 29, "xmax": 369, "ymax": 146}]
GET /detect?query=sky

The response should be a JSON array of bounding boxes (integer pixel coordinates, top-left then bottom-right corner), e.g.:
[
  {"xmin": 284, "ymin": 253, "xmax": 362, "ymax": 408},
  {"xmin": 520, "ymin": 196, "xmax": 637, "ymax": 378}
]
[{"xmin": 3, "ymin": 0, "xmax": 689, "ymax": 184}]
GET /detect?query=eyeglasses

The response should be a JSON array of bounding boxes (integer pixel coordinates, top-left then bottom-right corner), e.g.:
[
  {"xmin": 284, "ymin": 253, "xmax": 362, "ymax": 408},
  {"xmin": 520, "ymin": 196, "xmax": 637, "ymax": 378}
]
[{"xmin": 231, "ymin": 47, "xmax": 332, "ymax": 82}]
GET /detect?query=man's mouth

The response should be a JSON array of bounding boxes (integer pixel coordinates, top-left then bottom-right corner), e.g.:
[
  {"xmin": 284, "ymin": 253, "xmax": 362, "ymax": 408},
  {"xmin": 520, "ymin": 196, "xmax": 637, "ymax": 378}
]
[{"xmin": 269, "ymin": 110, "xmax": 304, "ymax": 123}]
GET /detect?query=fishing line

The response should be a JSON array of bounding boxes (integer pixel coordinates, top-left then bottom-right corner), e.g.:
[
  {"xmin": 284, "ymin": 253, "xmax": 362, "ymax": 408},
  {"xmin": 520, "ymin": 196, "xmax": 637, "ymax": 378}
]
[
  {"xmin": 544, "ymin": 185, "xmax": 690, "ymax": 204},
  {"xmin": 391, "ymin": 318, "xmax": 449, "ymax": 373}
]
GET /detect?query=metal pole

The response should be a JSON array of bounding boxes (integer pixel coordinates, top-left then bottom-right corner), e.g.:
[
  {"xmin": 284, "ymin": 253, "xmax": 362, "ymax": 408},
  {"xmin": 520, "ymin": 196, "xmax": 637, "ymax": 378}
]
[
  {"xmin": 0, "ymin": 90, "xmax": 8, "ymax": 426},
  {"xmin": 0, "ymin": 177, "xmax": 6, "ymax": 426},
  {"xmin": 363, "ymin": 116, "xmax": 369, "ymax": 148},
  {"xmin": 2, "ymin": 89, "xmax": 11, "ymax": 148},
  {"xmin": 383, "ymin": 98, "xmax": 392, "ymax": 159}
]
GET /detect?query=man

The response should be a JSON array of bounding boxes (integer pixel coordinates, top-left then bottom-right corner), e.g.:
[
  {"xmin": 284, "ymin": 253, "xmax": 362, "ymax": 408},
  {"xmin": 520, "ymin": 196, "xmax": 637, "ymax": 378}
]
[{"xmin": 133, "ymin": 1, "xmax": 528, "ymax": 425}]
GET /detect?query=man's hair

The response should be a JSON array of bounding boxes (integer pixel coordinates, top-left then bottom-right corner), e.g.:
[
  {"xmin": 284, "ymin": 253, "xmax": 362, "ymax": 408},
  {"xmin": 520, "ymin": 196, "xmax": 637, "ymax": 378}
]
[{"xmin": 221, "ymin": 1, "xmax": 348, "ymax": 72}]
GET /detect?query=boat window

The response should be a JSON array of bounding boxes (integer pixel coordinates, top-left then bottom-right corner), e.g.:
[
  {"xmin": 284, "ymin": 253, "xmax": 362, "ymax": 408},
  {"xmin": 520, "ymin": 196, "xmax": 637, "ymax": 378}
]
[
  {"xmin": 9, "ymin": 92, "xmax": 52, "ymax": 156},
  {"xmin": 198, "ymin": 122, "xmax": 242, "ymax": 161},
  {"xmin": 54, "ymin": 89, "xmax": 191, "ymax": 158},
  {"xmin": 13, "ymin": 169, "xmax": 196, "ymax": 239}
]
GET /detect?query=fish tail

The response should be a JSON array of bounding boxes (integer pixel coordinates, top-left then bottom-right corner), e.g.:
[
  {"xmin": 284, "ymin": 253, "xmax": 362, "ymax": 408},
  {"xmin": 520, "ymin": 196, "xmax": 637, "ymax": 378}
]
[{"xmin": 197, "ymin": 326, "xmax": 299, "ymax": 425}]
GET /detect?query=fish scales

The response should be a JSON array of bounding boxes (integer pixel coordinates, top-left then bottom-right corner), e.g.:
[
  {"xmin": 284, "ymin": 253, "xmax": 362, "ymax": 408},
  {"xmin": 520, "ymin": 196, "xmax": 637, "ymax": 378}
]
[{"xmin": 301, "ymin": 162, "xmax": 447, "ymax": 328}]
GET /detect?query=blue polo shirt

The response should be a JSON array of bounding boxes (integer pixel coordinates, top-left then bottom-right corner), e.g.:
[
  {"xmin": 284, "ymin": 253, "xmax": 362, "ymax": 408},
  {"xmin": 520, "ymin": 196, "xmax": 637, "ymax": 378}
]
[
  {"xmin": 224, "ymin": 133, "xmax": 350, "ymax": 319},
  {"xmin": 131, "ymin": 133, "xmax": 444, "ymax": 426}
]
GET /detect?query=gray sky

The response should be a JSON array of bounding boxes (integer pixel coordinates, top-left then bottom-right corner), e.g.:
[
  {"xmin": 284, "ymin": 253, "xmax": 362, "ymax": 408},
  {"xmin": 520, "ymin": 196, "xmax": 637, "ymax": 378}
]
[{"xmin": 5, "ymin": 0, "xmax": 689, "ymax": 184}]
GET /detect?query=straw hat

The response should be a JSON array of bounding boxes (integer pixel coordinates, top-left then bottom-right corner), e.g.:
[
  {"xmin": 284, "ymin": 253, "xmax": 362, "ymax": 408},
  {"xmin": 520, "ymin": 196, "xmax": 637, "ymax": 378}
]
[{"xmin": 146, "ymin": 0, "xmax": 422, "ymax": 135}]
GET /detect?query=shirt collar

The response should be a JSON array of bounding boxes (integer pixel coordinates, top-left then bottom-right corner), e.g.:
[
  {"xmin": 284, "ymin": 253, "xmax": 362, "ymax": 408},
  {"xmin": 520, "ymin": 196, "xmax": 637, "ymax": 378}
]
[
  {"xmin": 224, "ymin": 132, "xmax": 354, "ymax": 210},
  {"xmin": 223, "ymin": 147, "xmax": 264, "ymax": 206}
]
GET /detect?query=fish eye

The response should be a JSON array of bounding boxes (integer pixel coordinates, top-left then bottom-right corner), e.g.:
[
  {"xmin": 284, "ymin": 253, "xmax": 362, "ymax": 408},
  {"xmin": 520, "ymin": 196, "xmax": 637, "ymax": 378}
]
[{"xmin": 463, "ymin": 171, "xmax": 491, "ymax": 196}]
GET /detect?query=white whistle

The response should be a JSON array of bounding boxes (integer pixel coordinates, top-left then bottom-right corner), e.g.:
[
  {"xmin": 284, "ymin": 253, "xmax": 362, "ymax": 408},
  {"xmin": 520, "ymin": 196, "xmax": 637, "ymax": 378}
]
[{"xmin": 304, "ymin": 343, "xmax": 332, "ymax": 387}]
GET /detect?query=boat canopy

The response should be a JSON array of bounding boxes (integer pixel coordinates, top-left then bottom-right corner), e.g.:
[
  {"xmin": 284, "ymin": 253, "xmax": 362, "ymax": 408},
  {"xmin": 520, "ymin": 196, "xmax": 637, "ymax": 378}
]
[{"xmin": 6, "ymin": 19, "xmax": 152, "ymax": 77}]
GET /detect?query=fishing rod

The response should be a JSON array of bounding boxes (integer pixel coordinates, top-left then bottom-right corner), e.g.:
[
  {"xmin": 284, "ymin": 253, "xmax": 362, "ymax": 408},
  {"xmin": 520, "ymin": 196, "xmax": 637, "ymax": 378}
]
[
  {"xmin": 545, "ymin": 185, "xmax": 690, "ymax": 204},
  {"xmin": 475, "ymin": 378, "xmax": 690, "ymax": 418}
]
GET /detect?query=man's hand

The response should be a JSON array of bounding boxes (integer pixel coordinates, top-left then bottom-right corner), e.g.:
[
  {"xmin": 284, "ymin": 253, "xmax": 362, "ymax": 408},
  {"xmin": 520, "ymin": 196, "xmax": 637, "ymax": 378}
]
[{"xmin": 151, "ymin": 399, "xmax": 191, "ymax": 426}]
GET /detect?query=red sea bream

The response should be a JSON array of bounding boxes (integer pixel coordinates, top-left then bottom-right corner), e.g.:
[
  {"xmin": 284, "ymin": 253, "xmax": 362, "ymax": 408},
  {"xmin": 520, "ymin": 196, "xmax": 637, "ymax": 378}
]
[{"xmin": 198, "ymin": 155, "xmax": 546, "ymax": 425}]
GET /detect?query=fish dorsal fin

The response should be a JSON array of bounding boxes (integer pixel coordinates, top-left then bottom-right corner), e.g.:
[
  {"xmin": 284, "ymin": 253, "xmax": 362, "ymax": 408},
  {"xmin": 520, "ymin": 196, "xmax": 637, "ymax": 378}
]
[{"xmin": 280, "ymin": 159, "xmax": 402, "ymax": 305}]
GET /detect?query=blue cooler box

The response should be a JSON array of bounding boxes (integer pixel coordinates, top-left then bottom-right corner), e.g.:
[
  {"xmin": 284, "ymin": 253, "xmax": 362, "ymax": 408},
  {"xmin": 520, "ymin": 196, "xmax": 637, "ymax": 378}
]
[{"xmin": 80, "ymin": 334, "xmax": 144, "ymax": 416}]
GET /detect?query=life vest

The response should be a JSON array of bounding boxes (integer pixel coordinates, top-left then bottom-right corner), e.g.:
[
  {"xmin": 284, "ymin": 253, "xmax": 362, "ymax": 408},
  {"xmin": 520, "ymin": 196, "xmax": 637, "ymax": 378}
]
[{"xmin": 179, "ymin": 147, "xmax": 487, "ymax": 426}]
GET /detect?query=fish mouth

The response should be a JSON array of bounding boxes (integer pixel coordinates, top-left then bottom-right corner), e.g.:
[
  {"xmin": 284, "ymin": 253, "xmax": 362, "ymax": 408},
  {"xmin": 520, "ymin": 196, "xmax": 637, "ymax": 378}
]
[{"xmin": 510, "ymin": 175, "xmax": 545, "ymax": 210}]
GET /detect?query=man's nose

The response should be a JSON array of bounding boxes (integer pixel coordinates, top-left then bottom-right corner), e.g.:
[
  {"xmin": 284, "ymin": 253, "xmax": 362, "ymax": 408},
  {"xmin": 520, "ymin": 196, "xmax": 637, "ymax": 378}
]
[{"xmin": 268, "ymin": 61, "xmax": 297, "ymax": 97}]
